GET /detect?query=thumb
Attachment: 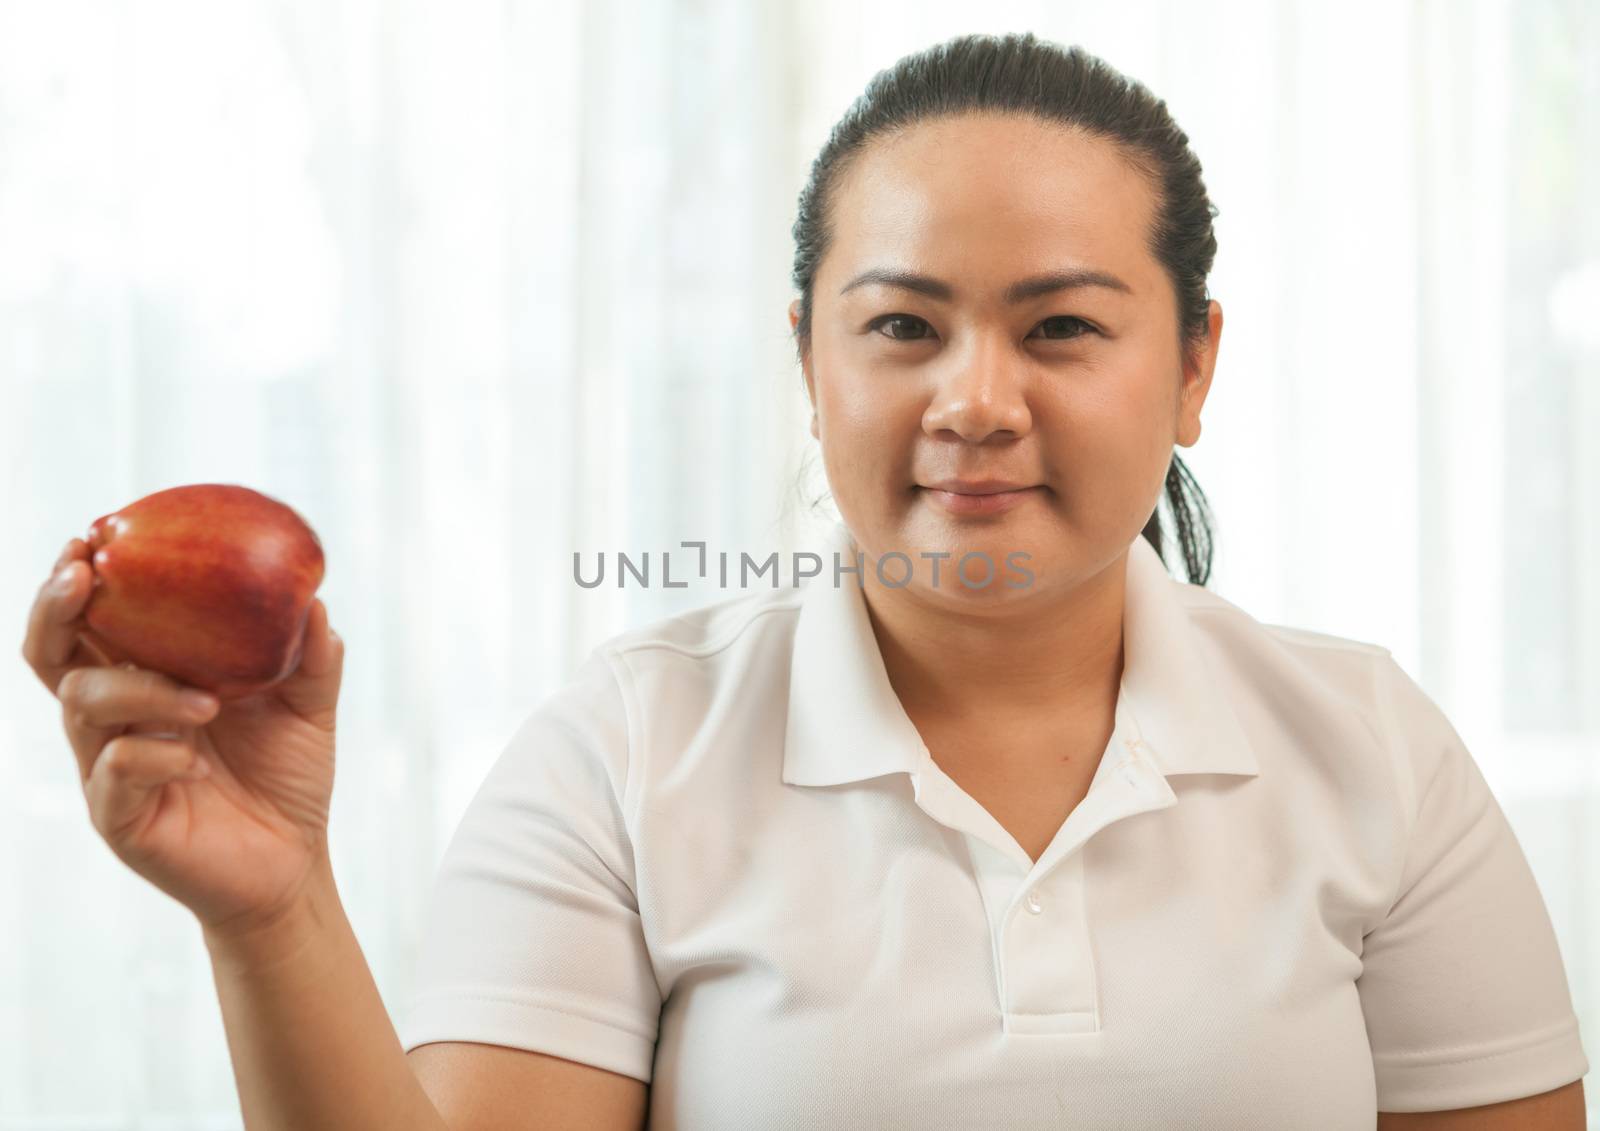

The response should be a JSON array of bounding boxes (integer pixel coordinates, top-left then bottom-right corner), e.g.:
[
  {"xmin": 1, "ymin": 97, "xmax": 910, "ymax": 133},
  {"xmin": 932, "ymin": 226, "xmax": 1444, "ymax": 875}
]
[{"xmin": 274, "ymin": 598, "xmax": 344, "ymax": 725}]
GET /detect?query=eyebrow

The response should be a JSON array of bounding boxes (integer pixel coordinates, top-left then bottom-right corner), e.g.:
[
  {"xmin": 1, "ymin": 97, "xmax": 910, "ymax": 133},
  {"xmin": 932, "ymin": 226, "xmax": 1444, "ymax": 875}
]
[{"xmin": 838, "ymin": 266, "xmax": 1135, "ymax": 304}]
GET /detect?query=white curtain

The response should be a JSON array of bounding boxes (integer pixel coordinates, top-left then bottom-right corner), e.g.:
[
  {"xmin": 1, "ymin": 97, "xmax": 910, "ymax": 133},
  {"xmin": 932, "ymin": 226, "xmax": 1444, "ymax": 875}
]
[{"xmin": 2, "ymin": 0, "xmax": 1595, "ymax": 1125}]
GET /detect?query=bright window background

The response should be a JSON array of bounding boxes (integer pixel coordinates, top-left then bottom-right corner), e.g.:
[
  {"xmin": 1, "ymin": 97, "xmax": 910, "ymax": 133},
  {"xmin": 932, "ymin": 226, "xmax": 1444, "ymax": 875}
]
[{"xmin": 2, "ymin": 0, "xmax": 1596, "ymax": 1125}]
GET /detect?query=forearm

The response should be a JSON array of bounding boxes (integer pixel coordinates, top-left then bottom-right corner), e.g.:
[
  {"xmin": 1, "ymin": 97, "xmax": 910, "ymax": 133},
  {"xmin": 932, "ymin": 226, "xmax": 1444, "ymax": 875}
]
[{"xmin": 202, "ymin": 854, "xmax": 447, "ymax": 1131}]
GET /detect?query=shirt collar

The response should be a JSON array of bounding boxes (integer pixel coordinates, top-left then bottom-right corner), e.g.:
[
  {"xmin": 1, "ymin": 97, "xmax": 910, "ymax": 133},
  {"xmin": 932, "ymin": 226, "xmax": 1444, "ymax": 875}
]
[{"xmin": 781, "ymin": 519, "xmax": 1261, "ymax": 787}]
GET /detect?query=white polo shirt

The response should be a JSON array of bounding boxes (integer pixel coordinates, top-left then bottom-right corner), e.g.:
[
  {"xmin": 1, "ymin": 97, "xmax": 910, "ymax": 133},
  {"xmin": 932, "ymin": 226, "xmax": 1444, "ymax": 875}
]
[{"xmin": 397, "ymin": 520, "xmax": 1589, "ymax": 1127}]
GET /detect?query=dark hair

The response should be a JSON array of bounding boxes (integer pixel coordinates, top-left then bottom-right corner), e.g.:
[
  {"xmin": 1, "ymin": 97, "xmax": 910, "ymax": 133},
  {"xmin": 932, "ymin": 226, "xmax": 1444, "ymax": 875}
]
[{"xmin": 787, "ymin": 32, "xmax": 1218, "ymax": 586}]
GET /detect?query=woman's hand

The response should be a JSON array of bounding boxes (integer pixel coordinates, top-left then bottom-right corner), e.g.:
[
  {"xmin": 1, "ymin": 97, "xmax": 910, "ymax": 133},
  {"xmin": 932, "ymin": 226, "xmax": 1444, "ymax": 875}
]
[{"xmin": 20, "ymin": 537, "xmax": 346, "ymax": 937}]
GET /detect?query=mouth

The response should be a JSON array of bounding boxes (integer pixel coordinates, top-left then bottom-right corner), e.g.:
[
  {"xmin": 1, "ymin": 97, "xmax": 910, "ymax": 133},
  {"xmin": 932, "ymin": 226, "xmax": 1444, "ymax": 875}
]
[
  {"xmin": 917, "ymin": 484, "xmax": 1042, "ymax": 516},
  {"xmin": 920, "ymin": 479, "xmax": 1040, "ymax": 495}
]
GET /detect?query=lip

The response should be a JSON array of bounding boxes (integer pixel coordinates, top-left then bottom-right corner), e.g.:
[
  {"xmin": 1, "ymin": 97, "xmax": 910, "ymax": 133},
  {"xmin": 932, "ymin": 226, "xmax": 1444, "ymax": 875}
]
[
  {"xmin": 922, "ymin": 478, "xmax": 1037, "ymax": 495},
  {"xmin": 918, "ymin": 484, "xmax": 1041, "ymax": 516}
]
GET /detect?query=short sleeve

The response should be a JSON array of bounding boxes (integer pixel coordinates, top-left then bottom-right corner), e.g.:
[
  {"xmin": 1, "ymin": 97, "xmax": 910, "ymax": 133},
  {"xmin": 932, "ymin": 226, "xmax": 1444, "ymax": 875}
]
[
  {"xmin": 1357, "ymin": 651, "xmax": 1589, "ymax": 1111},
  {"xmin": 395, "ymin": 645, "xmax": 662, "ymax": 1084}
]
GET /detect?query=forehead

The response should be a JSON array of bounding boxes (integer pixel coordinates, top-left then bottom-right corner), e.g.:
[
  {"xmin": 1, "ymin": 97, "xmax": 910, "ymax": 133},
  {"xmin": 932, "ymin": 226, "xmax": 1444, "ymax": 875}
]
[{"xmin": 829, "ymin": 114, "xmax": 1159, "ymax": 299}]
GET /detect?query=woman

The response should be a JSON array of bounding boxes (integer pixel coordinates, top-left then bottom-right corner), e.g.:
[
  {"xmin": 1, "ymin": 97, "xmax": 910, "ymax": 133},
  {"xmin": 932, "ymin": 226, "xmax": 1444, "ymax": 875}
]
[{"xmin": 22, "ymin": 31, "xmax": 1587, "ymax": 1131}]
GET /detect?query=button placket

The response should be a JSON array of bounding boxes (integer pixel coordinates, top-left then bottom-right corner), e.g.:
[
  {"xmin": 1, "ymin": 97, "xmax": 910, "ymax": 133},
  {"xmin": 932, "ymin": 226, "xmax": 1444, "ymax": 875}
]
[{"xmin": 1000, "ymin": 852, "xmax": 1099, "ymax": 1027}]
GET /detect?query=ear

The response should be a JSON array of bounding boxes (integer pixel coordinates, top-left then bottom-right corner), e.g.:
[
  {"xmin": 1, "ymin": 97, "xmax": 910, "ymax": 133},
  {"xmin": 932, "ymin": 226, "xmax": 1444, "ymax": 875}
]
[
  {"xmin": 790, "ymin": 299, "xmax": 819, "ymax": 438},
  {"xmin": 1176, "ymin": 300, "xmax": 1222, "ymax": 449}
]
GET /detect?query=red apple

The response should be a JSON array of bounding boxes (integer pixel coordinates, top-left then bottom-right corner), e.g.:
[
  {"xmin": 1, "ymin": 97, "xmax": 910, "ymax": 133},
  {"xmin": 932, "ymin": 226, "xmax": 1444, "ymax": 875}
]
[{"xmin": 78, "ymin": 484, "xmax": 326, "ymax": 700}]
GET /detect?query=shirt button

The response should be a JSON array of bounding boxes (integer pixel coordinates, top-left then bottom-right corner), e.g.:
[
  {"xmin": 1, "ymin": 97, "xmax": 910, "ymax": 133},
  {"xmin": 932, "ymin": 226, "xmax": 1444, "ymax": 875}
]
[{"xmin": 1025, "ymin": 889, "xmax": 1044, "ymax": 915}]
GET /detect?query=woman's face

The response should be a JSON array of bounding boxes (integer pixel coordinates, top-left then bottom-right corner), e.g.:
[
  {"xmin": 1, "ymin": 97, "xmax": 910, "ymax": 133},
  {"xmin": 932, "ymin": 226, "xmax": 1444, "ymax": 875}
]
[{"xmin": 790, "ymin": 113, "xmax": 1221, "ymax": 606}]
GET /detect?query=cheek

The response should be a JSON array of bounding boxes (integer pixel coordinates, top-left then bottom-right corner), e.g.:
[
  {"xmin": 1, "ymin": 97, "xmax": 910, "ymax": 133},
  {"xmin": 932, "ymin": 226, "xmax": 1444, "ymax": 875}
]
[
  {"xmin": 820, "ymin": 377, "xmax": 919, "ymax": 457},
  {"xmin": 813, "ymin": 387, "xmax": 877, "ymax": 500},
  {"xmin": 1045, "ymin": 376, "xmax": 1172, "ymax": 503}
]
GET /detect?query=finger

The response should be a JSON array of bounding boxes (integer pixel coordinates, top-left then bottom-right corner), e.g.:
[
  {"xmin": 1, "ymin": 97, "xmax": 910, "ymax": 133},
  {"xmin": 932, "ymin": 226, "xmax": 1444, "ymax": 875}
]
[
  {"xmin": 21, "ymin": 558, "xmax": 99, "ymax": 696},
  {"xmin": 77, "ymin": 631, "xmax": 116, "ymax": 667},
  {"xmin": 300, "ymin": 598, "xmax": 341, "ymax": 676},
  {"xmin": 78, "ymin": 623, "xmax": 135, "ymax": 667},
  {"xmin": 275, "ymin": 598, "xmax": 344, "ymax": 725},
  {"xmin": 84, "ymin": 732, "xmax": 208, "ymax": 850},
  {"xmin": 52, "ymin": 538, "xmax": 89, "ymax": 573},
  {"xmin": 59, "ymin": 667, "xmax": 219, "ymax": 786},
  {"xmin": 61, "ymin": 666, "xmax": 219, "ymax": 730}
]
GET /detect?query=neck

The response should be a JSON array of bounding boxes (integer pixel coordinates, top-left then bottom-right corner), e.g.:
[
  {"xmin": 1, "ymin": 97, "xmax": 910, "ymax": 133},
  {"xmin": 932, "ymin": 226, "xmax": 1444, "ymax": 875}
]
[{"xmin": 856, "ymin": 544, "xmax": 1129, "ymax": 727}]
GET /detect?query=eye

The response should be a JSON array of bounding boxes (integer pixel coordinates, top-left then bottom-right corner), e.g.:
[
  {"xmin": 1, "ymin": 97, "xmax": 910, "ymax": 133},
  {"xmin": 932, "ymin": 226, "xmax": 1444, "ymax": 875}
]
[
  {"xmin": 867, "ymin": 314, "xmax": 936, "ymax": 342},
  {"xmin": 1034, "ymin": 316, "xmax": 1097, "ymax": 341},
  {"xmin": 866, "ymin": 314, "xmax": 1097, "ymax": 342}
]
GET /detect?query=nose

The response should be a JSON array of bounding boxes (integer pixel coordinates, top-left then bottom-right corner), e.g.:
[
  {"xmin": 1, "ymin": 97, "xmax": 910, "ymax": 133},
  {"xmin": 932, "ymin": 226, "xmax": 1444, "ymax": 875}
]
[{"xmin": 920, "ymin": 345, "xmax": 1033, "ymax": 443}]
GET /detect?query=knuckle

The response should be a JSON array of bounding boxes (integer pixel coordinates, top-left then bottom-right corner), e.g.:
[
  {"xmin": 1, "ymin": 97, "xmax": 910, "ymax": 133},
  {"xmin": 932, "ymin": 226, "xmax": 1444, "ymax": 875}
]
[
  {"xmin": 141, "ymin": 668, "xmax": 181, "ymax": 701},
  {"xmin": 57, "ymin": 668, "xmax": 85, "ymax": 705},
  {"xmin": 87, "ymin": 796, "xmax": 131, "ymax": 856},
  {"xmin": 86, "ymin": 804, "xmax": 110, "ymax": 844},
  {"xmin": 132, "ymin": 669, "xmax": 164, "ymax": 706}
]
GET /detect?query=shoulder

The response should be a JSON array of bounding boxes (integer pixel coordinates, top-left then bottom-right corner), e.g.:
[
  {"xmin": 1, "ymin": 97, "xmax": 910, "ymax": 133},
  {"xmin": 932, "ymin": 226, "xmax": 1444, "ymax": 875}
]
[
  {"xmin": 1172, "ymin": 577, "xmax": 1393, "ymax": 702},
  {"xmin": 542, "ymin": 586, "xmax": 804, "ymax": 815},
  {"xmin": 582, "ymin": 583, "xmax": 807, "ymax": 737},
  {"xmin": 596, "ymin": 584, "xmax": 805, "ymax": 666},
  {"xmin": 494, "ymin": 587, "xmax": 804, "ymax": 823},
  {"xmin": 1173, "ymin": 577, "xmax": 1388, "ymax": 656},
  {"xmin": 1170, "ymin": 578, "xmax": 1468, "ymax": 815},
  {"xmin": 1182, "ymin": 583, "xmax": 1443, "ymax": 749}
]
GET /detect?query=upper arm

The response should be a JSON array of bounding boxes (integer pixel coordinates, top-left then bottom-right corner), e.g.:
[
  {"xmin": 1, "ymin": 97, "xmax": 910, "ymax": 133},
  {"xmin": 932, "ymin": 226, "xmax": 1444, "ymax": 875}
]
[
  {"xmin": 1377, "ymin": 1078, "xmax": 1585, "ymax": 1129},
  {"xmin": 397, "ymin": 647, "xmax": 663, "ymax": 1093},
  {"xmin": 410, "ymin": 1041, "xmax": 648, "ymax": 1131},
  {"xmin": 1358, "ymin": 654, "xmax": 1589, "ymax": 1110}
]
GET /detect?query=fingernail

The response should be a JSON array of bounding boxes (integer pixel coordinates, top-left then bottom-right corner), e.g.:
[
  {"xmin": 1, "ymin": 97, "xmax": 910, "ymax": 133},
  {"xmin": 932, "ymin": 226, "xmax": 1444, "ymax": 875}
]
[
  {"xmin": 180, "ymin": 690, "xmax": 219, "ymax": 715},
  {"xmin": 185, "ymin": 756, "xmax": 211, "ymax": 779},
  {"xmin": 50, "ymin": 565, "xmax": 76, "ymax": 594}
]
